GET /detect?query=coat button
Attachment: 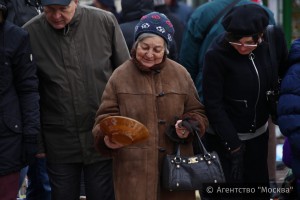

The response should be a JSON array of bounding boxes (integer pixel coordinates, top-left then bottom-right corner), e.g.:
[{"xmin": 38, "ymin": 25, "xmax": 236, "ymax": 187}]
[{"xmin": 157, "ymin": 92, "xmax": 165, "ymax": 97}]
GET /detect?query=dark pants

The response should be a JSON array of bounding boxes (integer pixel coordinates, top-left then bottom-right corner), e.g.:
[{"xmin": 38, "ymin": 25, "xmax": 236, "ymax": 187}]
[
  {"xmin": 27, "ymin": 157, "xmax": 51, "ymax": 200},
  {"xmin": 0, "ymin": 171, "xmax": 20, "ymax": 200},
  {"xmin": 203, "ymin": 131, "xmax": 269, "ymax": 199},
  {"xmin": 47, "ymin": 159, "xmax": 114, "ymax": 200}
]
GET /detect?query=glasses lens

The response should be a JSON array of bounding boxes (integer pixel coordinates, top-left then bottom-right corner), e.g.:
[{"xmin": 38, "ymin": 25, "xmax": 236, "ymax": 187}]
[
  {"xmin": 244, "ymin": 44, "xmax": 257, "ymax": 47},
  {"xmin": 229, "ymin": 42, "xmax": 257, "ymax": 47}
]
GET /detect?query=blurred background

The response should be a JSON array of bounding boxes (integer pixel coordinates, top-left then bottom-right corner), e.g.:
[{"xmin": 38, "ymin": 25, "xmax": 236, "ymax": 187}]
[{"xmin": 80, "ymin": 0, "xmax": 300, "ymax": 48}]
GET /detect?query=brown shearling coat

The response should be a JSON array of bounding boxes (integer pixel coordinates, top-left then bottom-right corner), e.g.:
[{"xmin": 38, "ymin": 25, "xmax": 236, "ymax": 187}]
[{"xmin": 94, "ymin": 58, "xmax": 208, "ymax": 200}]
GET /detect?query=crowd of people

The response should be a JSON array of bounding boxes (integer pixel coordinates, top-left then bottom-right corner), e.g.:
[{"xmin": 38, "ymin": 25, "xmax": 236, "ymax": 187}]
[{"xmin": 0, "ymin": 0, "xmax": 299, "ymax": 200}]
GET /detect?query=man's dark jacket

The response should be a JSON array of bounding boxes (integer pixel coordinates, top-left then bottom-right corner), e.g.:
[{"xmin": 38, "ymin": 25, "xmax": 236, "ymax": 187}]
[{"xmin": 0, "ymin": 21, "xmax": 40, "ymax": 175}]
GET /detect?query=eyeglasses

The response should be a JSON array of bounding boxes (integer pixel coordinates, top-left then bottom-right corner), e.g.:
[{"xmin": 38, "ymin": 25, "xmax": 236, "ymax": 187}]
[{"xmin": 229, "ymin": 41, "xmax": 258, "ymax": 47}]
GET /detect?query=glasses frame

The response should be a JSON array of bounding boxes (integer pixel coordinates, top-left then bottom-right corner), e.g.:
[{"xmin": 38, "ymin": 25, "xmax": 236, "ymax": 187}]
[{"xmin": 229, "ymin": 41, "xmax": 258, "ymax": 47}]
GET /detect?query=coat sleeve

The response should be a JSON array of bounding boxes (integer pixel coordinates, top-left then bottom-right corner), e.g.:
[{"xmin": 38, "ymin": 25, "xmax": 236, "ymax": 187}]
[
  {"xmin": 203, "ymin": 50, "xmax": 242, "ymax": 152},
  {"xmin": 13, "ymin": 30, "xmax": 40, "ymax": 143},
  {"xmin": 182, "ymin": 71, "xmax": 208, "ymax": 137},
  {"xmin": 93, "ymin": 75, "xmax": 120, "ymax": 156}
]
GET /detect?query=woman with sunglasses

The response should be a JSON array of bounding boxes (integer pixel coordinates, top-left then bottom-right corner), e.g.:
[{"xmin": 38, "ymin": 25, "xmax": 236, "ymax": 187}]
[{"xmin": 202, "ymin": 4, "xmax": 288, "ymax": 199}]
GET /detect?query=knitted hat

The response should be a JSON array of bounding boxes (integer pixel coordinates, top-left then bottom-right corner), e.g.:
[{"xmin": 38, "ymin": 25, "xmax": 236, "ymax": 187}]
[
  {"xmin": 134, "ymin": 11, "xmax": 174, "ymax": 47},
  {"xmin": 41, "ymin": 0, "xmax": 71, "ymax": 6},
  {"xmin": 222, "ymin": 4, "xmax": 269, "ymax": 36}
]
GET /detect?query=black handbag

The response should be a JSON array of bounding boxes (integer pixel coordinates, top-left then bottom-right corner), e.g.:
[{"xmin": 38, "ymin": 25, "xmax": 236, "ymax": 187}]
[
  {"xmin": 162, "ymin": 131, "xmax": 225, "ymax": 191},
  {"xmin": 266, "ymin": 25, "xmax": 280, "ymax": 125}
]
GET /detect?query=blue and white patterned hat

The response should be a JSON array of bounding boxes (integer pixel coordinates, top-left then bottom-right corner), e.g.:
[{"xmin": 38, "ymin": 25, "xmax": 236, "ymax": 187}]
[{"xmin": 134, "ymin": 12, "xmax": 174, "ymax": 47}]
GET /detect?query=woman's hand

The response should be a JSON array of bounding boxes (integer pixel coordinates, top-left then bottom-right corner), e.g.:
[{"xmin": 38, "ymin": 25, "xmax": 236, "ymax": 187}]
[
  {"xmin": 104, "ymin": 136, "xmax": 124, "ymax": 149},
  {"xmin": 175, "ymin": 120, "xmax": 190, "ymax": 139},
  {"xmin": 93, "ymin": 124, "xmax": 124, "ymax": 149}
]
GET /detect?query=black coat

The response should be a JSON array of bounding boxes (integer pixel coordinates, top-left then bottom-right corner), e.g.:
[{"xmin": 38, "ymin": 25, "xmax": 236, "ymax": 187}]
[
  {"xmin": 119, "ymin": 0, "xmax": 154, "ymax": 50},
  {"xmin": 203, "ymin": 27, "xmax": 288, "ymax": 151},
  {"xmin": 6, "ymin": 0, "xmax": 42, "ymax": 27},
  {"xmin": 0, "ymin": 21, "xmax": 40, "ymax": 175}
]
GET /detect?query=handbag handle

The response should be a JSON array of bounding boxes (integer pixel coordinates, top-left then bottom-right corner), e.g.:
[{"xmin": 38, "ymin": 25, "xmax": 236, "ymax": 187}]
[
  {"xmin": 195, "ymin": 131, "xmax": 212, "ymax": 160},
  {"xmin": 175, "ymin": 131, "xmax": 212, "ymax": 160}
]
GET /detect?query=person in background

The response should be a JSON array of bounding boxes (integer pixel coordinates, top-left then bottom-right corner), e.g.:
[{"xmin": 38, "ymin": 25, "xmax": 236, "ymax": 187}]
[
  {"xmin": 92, "ymin": 11, "xmax": 208, "ymax": 200},
  {"xmin": 278, "ymin": 38, "xmax": 300, "ymax": 199},
  {"xmin": 154, "ymin": 0, "xmax": 184, "ymax": 59},
  {"xmin": 202, "ymin": 4, "xmax": 288, "ymax": 199},
  {"xmin": 23, "ymin": 0, "xmax": 130, "ymax": 199},
  {"xmin": 119, "ymin": 0, "xmax": 154, "ymax": 50},
  {"xmin": 0, "ymin": 0, "xmax": 40, "ymax": 199},
  {"xmin": 6, "ymin": 0, "xmax": 42, "ymax": 27},
  {"xmin": 25, "ymin": 156, "xmax": 51, "ymax": 200},
  {"xmin": 164, "ymin": 0, "xmax": 193, "ymax": 27},
  {"xmin": 91, "ymin": 0, "xmax": 120, "ymax": 22}
]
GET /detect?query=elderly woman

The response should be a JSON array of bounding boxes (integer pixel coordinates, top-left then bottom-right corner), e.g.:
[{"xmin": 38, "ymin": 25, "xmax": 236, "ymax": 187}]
[
  {"xmin": 202, "ymin": 4, "xmax": 288, "ymax": 193},
  {"xmin": 92, "ymin": 12, "xmax": 208, "ymax": 200}
]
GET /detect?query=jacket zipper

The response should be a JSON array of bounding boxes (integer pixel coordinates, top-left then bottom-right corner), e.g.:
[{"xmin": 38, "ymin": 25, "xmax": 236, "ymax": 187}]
[
  {"xmin": 231, "ymin": 99, "xmax": 248, "ymax": 108},
  {"xmin": 249, "ymin": 53, "xmax": 260, "ymax": 126}
]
